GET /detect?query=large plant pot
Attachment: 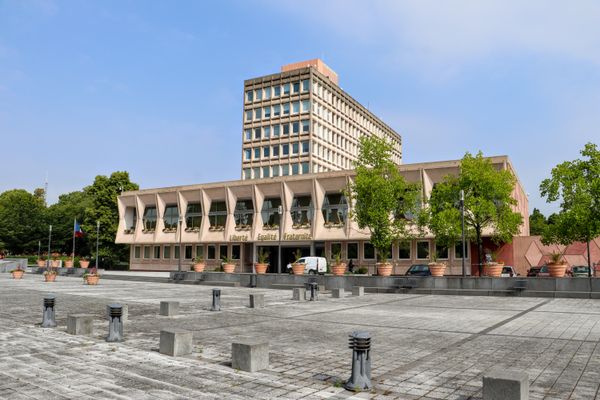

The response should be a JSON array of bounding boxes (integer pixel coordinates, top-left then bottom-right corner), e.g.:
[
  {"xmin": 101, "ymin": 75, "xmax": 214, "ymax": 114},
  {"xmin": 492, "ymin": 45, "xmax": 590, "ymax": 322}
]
[
  {"xmin": 223, "ymin": 263, "xmax": 236, "ymax": 273},
  {"xmin": 79, "ymin": 260, "xmax": 90, "ymax": 269},
  {"xmin": 86, "ymin": 275, "xmax": 99, "ymax": 285},
  {"xmin": 428, "ymin": 262, "xmax": 446, "ymax": 277},
  {"xmin": 44, "ymin": 274, "xmax": 57, "ymax": 282},
  {"xmin": 377, "ymin": 263, "xmax": 393, "ymax": 276},
  {"xmin": 51, "ymin": 260, "xmax": 60, "ymax": 268},
  {"xmin": 11, "ymin": 270, "xmax": 24, "ymax": 279},
  {"xmin": 255, "ymin": 263, "xmax": 268, "ymax": 274},
  {"xmin": 292, "ymin": 263, "xmax": 305, "ymax": 275},
  {"xmin": 37, "ymin": 260, "xmax": 46, "ymax": 267},
  {"xmin": 331, "ymin": 263, "xmax": 347, "ymax": 276},
  {"xmin": 193, "ymin": 263, "xmax": 206, "ymax": 273},
  {"xmin": 548, "ymin": 263, "xmax": 567, "ymax": 277},
  {"xmin": 484, "ymin": 262, "xmax": 504, "ymax": 277},
  {"xmin": 64, "ymin": 260, "xmax": 74, "ymax": 268}
]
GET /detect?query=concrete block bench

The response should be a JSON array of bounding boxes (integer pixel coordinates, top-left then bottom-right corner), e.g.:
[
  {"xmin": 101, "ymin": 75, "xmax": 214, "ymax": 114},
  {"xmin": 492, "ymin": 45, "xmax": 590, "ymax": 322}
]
[
  {"xmin": 67, "ymin": 314, "xmax": 94, "ymax": 336},
  {"xmin": 232, "ymin": 340, "xmax": 269, "ymax": 372},
  {"xmin": 160, "ymin": 329, "xmax": 193, "ymax": 357},
  {"xmin": 483, "ymin": 368, "xmax": 528, "ymax": 400},
  {"xmin": 292, "ymin": 287, "xmax": 306, "ymax": 301},
  {"xmin": 332, "ymin": 288, "xmax": 345, "ymax": 298},
  {"xmin": 160, "ymin": 301, "xmax": 179, "ymax": 316},
  {"xmin": 352, "ymin": 286, "xmax": 364, "ymax": 296},
  {"xmin": 249, "ymin": 294, "xmax": 264, "ymax": 308}
]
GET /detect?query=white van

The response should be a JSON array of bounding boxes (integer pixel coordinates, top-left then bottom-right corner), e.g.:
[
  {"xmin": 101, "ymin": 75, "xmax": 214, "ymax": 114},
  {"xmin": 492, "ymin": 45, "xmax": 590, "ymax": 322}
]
[{"xmin": 286, "ymin": 257, "xmax": 327, "ymax": 274}]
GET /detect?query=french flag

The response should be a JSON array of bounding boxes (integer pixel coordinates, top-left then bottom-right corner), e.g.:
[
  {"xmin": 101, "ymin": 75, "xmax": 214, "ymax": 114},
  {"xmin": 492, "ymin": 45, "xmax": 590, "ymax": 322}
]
[{"xmin": 75, "ymin": 221, "xmax": 84, "ymax": 238}]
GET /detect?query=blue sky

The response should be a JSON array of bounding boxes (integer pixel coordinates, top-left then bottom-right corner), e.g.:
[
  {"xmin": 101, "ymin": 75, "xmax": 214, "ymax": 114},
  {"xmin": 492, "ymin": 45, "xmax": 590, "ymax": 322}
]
[{"xmin": 1, "ymin": 0, "xmax": 599, "ymax": 215}]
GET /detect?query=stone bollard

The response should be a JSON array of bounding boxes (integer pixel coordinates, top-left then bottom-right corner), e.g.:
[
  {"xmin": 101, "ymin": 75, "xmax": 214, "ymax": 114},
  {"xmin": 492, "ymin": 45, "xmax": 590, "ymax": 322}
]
[
  {"xmin": 352, "ymin": 286, "xmax": 364, "ymax": 296},
  {"xmin": 232, "ymin": 340, "xmax": 269, "ymax": 372},
  {"xmin": 249, "ymin": 294, "xmax": 264, "ymax": 308},
  {"xmin": 308, "ymin": 282, "xmax": 318, "ymax": 301},
  {"xmin": 345, "ymin": 331, "xmax": 372, "ymax": 391},
  {"xmin": 67, "ymin": 315, "xmax": 94, "ymax": 336},
  {"xmin": 483, "ymin": 368, "xmax": 529, "ymax": 400},
  {"xmin": 160, "ymin": 301, "xmax": 179, "ymax": 316},
  {"xmin": 160, "ymin": 329, "xmax": 193, "ymax": 357},
  {"xmin": 211, "ymin": 289, "xmax": 221, "ymax": 311},
  {"xmin": 332, "ymin": 288, "xmax": 345, "ymax": 298},
  {"xmin": 106, "ymin": 303, "xmax": 124, "ymax": 342},
  {"xmin": 41, "ymin": 294, "xmax": 57, "ymax": 328},
  {"xmin": 292, "ymin": 287, "xmax": 305, "ymax": 301}
]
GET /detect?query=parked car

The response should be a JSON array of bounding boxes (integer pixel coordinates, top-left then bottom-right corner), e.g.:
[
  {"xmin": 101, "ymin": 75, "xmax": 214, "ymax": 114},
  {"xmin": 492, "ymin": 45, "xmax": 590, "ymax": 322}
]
[
  {"xmin": 501, "ymin": 266, "xmax": 518, "ymax": 277},
  {"xmin": 571, "ymin": 265, "xmax": 590, "ymax": 277},
  {"xmin": 527, "ymin": 265, "xmax": 549, "ymax": 277},
  {"xmin": 285, "ymin": 257, "xmax": 327, "ymax": 274},
  {"xmin": 405, "ymin": 264, "xmax": 431, "ymax": 276}
]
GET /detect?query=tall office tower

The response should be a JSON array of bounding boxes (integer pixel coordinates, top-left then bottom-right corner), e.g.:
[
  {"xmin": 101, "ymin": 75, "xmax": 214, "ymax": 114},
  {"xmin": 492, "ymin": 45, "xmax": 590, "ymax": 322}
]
[{"xmin": 241, "ymin": 59, "xmax": 402, "ymax": 180}]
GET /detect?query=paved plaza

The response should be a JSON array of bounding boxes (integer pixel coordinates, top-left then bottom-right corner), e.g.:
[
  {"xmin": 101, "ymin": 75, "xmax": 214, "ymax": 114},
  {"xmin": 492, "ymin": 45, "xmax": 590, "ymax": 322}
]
[{"xmin": 1, "ymin": 275, "xmax": 600, "ymax": 399}]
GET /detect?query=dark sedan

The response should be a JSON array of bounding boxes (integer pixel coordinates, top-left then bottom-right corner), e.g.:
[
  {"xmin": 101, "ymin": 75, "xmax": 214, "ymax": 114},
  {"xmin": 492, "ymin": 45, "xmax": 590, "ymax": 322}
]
[{"xmin": 405, "ymin": 264, "xmax": 431, "ymax": 276}]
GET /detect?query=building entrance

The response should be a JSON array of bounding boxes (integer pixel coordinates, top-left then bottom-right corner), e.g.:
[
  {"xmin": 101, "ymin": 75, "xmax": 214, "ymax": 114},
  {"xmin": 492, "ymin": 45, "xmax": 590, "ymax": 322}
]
[{"xmin": 256, "ymin": 245, "xmax": 279, "ymax": 274}]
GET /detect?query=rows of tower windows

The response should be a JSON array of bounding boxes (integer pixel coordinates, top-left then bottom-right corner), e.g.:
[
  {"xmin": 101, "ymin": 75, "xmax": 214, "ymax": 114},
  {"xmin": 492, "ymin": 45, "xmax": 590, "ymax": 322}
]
[
  {"xmin": 243, "ymin": 120, "xmax": 310, "ymax": 141},
  {"xmin": 243, "ymin": 141, "xmax": 310, "ymax": 161},
  {"xmin": 245, "ymin": 79, "xmax": 310, "ymax": 103},
  {"xmin": 243, "ymin": 162, "xmax": 310, "ymax": 179},
  {"xmin": 245, "ymin": 100, "xmax": 310, "ymax": 122}
]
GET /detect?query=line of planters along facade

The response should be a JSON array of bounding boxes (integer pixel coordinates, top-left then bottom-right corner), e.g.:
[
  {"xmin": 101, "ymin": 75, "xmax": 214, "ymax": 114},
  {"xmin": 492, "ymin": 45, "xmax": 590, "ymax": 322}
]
[{"xmin": 10, "ymin": 252, "xmax": 101, "ymax": 285}]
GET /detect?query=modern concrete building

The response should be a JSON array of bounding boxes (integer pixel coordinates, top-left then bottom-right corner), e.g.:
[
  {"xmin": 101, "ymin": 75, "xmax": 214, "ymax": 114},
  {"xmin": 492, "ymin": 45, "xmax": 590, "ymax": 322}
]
[
  {"xmin": 116, "ymin": 157, "xmax": 529, "ymax": 275},
  {"xmin": 241, "ymin": 59, "xmax": 402, "ymax": 180}
]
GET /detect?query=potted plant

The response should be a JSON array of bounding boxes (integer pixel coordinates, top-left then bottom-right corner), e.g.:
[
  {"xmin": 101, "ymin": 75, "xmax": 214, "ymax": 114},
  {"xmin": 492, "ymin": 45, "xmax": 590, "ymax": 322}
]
[
  {"xmin": 84, "ymin": 268, "xmax": 100, "ymax": 285},
  {"xmin": 291, "ymin": 249, "xmax": 305, "ymax": 275},
  {"xmin": 376, "ymin": 249, "xmax": 393, "ymax": 276},
  {"xmin": 330, "ymin": 252, "xmax": 347, "ymax": 276},
  {"xmin": 43, "ymin": 268, "xmax": 57, "ymax": 282},
  {"xmin": 37, "ymin": 257, "xmax": 46, "ymax": 267},
  {"xmin": 483, "ymin": 250, "xmax": 504, "ymax": 277},
  {"xmin": 50, "ymin": 255, "xmax": 60, "ymax": 268},
  {"xmin": 79, "ymin": 256, "xmax": 90, "ymax": 269},
  {"xmin": 221, "ymin": 256, "xmax": 236, "ymax": 273},
  {"xmin": 255, "ymin": 250, "xmax": 269, "ymax": 274},
  {"xmin": 547, "ymin": 251, "xmax": 567, "ymax": 277},
  {"xmin": 11, "ymin": 267, "xmax": 25, "ymax": 279},
  {"xmin": 428, "ymin": 253, "xmax": 447, "ymax": 277},
  {"xmin": 64, "ymin": 255, "xmax": 74, "ymax": 268},
  {"xmin": 192, "ymin": 256, "xmax": 205, "ymax": 272}
]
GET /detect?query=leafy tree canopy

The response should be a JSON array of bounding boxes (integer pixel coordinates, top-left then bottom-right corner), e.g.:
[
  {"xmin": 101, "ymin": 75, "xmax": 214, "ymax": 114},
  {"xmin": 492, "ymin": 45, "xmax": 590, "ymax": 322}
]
[
  {"xmin": 529, "ymin": 208, "xmax": 548, "ymax": 236},
  {"xmin": 540, "ymin": 143, "xmax": 600, "ymax": 264},
  {"xmin": 421, "ymin": 151, "xmax": 523, "ymax": 271},
  {"xmin": 46, "ymin": 191, "xmax": 92, "ymax": 255},
  {"xmin": 0, "ymin": 189, "xmax": 46, "ymax": 253},
  {"xmin": 346, "ymin": 136, "xmax": 421, "ymax": 261}
]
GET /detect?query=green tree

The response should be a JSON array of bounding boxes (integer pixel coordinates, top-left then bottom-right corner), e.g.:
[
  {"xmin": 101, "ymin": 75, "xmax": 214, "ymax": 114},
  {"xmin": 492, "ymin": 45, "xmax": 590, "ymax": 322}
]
[
  {"xmin": 529, "ymin": 208, "xmax": 547, "ymax": 236},
  {"xmin": 46, "ymin": 191, "xmax": 92, "ymax": 255},
  {"xmin": 83, "ymin": 171, "xmax": 139, "ymax": 267},
  {"xmin": 540, "ymin": 142, "xmax": 600, "ymax": 277},
  {"xmin": 0, "ymin": 189, "xmax": 47, "ymax": 254},
  {"xmin": 421, "ymin": 152, "xmax": 523, "ymax": 275},
  {"xmin": 346, "ymin": 136, "xmax": 421, "ymax": 262}
]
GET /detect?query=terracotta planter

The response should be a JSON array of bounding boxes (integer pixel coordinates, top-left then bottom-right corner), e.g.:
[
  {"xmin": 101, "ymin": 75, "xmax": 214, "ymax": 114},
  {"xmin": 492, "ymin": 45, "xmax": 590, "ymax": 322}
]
[
  {"xmin": 51, "ymin": 260, "xmax": 60, "ymax": 268},
  {"xmin": 255, "ymin": 263, "xmax": 268, "ymax": 274},
  {"xmin": 64, "ymin": 260, "xmax": 74, "ymax": 268},
  {"xmin": 331, "ymin": 263, "xmax": 347, "ymax": 276},
  {"xmin": 223, "ymin": 263, "xmax": 236, "ymax": 273},
  {"xmin": 86, "ymin": 275, "xmax": 100, "ymax": 285},
  {"xmin": 11, "ymin": 270, "xmax": 24, "ymax": 279},
  {"xmin": 79, "ymin": 260, "xmax": 90, "ymax": 269},
  {"xmin": 44, "ymin": 274, "xmax": 57, "ymax": 282},
  {"xmin": 37, "ymin": 260, "xmax": 46, "ymax": 267},
  {"xmin": 377, "ymin": 263, "xmax": 393, "ymax": 276},
  {"xmin": 548, "ymin": 263, "xmax": 567, "ymax": 278},
  {"xmin": 484, "ymin": 262, "xmax": 504, "ymax": 277},
  {"xmin": 292, "ymin": 263, "xmax": 305, "ymax": 275},
  {"xmin": 193, "ymin": 263, "xmax": 206, "ymax": 273},
  {"xmin": 428, "ymin": 262, "xmax": 446, "ymax": 277}
]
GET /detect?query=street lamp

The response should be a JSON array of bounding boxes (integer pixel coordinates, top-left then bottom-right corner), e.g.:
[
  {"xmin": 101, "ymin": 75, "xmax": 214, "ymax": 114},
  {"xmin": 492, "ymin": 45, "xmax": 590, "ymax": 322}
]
[
  {"xmin": 277, "ymin": 205, "xmax": 283, "ymax": 274},
  {"xmin": 178, "ymin": 216, "xmax": 183, "ymax": 272},
  {"xmin": 460, "ymin": 190, "xmax": 466, "ymax": 277}
]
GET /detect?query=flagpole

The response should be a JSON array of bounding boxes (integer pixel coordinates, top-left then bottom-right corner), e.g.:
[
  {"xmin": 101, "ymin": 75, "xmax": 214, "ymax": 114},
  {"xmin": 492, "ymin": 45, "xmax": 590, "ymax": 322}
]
[
  {"xmin": 72, "ymin": 218, "xmax": 77, "ymax": 264},
  {"xmin": 95, "ymin": 221, "xmax": 100, "ymax": 271},
  {"xmin": 47, "ymin": 225, "xmax": 52, "ymax": 268}
]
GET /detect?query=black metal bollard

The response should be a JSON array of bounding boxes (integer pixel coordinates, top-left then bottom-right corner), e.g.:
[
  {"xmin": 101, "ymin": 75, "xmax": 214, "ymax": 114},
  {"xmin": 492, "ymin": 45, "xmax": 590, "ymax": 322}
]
[
  {"xmin": 250, "ymin": 274, "xmax": 257, "ymax": 288},
  {"xmin": 309, "ymin": 282, "xmax": 318, "ymax": 301},
  {"xmin": 41, "ymin": 294, "xmax": 57, "ymax": 328},
  {"xmin": 211, "ymin": 289, "xmax": 221, "ymax": 311},
  {"xmin": 345, "ymin": 331, "xmax": 372, "ymax": 391},
  {"xmin": 106, "ymin": 303, "xmax": 124, "ymax": 342}
]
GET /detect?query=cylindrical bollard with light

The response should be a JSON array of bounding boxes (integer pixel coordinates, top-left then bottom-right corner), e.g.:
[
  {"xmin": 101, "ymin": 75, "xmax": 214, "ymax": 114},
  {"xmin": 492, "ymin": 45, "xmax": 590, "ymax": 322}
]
[
  {"xmin": 345, "ymin": 331, "xmax": 372, "ymax": 391},
  {"xmin": 309, "ymin": 282, "xmax": 318, "ymax": 301},
  {"xmin": 106, "ymin": 303, "xmax": 124, "ymax": 342},
  {"xmin": 211, "ymin": 288, "xmax": 221, "ymax": 311},
  {"xmin": 42, "ymin": 294, "xmax": 57, "ymax": 328}
]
